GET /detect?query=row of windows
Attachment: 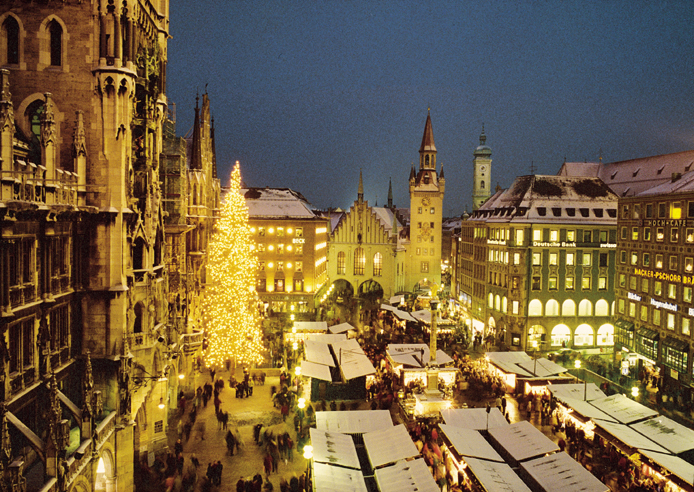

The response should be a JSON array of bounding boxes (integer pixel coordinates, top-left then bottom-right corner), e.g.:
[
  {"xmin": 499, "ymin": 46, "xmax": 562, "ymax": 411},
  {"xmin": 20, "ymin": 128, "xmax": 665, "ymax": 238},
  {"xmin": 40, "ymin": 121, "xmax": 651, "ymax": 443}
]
[
  {"xmin": 620, "ymin": 225, "xmax": 694, "ymax": 244},
  {"xmin": 259, "ymin": 261, "xmax": 302, "ymax": 272},
  {"xmin": 336, "ymin": 250, "xmax": 383, "ymax": 277},
  {"xmin": 531, "ymin": 251, "xmax": 609, "ymax": 268},
  {"xmin": 531, "ymin": 275, "xmax": 607, "ymax": 291},
  {"xmin": 256, "ymin": 243, "xmax": 303, "ymax": 255},
  {"xmin": 2, "ymin": 15, "xmax": 63, "ymax": 67},
  {"xmin": 619, "ymin": 251, "xmax": 690, "ymax": 271},
  {"xmin": 618, "ymin": 300, "xmax": 691, "ymax": 336},
  {"xmin": 252, "ymin": 226, "xmax": 303, "ymax": 237},
  {"xmin": 416, "ymin": 207, "xmax": 436, "ymax": 214},
  {"xmin": 621, "ymin": 200, "xmax": 694, "ymax": 220},
  {"xmin": 485, "ymin": 227, "xmax": 614, "ymax": 244},
  {"xmin": 526, "ymin": 298, "xmax": 611, "ymax": 317},
  {"xmin": 257, "ymin": 278, "xmax": 304, "ymax": 293},
  {"xmin": 621, "ymin": 274, "xmax": 694, "ymax": 302}
]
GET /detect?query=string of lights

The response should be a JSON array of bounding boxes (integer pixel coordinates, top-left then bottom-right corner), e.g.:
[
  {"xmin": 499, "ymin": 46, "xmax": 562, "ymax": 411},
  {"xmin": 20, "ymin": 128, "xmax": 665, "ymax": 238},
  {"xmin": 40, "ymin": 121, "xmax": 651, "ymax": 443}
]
[{"xmin": 203, "ymin": 162, "xmax": 265, "ymax": 366}]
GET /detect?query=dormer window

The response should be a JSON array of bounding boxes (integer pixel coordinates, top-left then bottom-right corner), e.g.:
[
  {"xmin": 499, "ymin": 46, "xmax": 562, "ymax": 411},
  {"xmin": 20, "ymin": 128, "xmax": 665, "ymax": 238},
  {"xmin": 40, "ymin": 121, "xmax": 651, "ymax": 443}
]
[
  {"xmin": 632, "ymin": 168, "xmax": 640, "ymax": 178},
  {"xmin": 593, "ymin": 209, "xmax": 604, "ymax": 218},
  {"xmin": 566, "ymin": 208, "xmax": 575, "ymax": 217},
  {"xmin": 657, "ymin": 165, "xmax": 665, "ymax": 175},
  {"xmin": 537, "ymin": 207, "xmax": 546, "ymax": 216}
]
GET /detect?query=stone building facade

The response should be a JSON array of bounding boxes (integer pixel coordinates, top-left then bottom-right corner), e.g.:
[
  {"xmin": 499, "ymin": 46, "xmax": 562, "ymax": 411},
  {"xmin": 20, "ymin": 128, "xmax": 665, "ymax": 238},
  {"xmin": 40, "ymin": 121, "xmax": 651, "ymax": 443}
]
[{"xmin": 0, "ymin": 1, "xmax": 215, "ymax": 491}]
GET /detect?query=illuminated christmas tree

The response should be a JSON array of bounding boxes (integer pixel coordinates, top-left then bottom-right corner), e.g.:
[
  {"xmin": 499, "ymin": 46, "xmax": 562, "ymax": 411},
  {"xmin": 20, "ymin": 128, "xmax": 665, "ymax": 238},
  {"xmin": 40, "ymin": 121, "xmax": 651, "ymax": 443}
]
[{"xmin": 204, "ymin": 162, "xmax": 265, "ymax": 366}]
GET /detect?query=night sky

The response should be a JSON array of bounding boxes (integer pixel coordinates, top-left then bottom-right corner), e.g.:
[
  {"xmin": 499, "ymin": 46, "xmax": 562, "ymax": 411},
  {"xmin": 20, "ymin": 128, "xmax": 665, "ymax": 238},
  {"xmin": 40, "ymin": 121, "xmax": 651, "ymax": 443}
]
[{"xmin": 167, "ymin": 1, "xmax": 694, "ymax": 216}]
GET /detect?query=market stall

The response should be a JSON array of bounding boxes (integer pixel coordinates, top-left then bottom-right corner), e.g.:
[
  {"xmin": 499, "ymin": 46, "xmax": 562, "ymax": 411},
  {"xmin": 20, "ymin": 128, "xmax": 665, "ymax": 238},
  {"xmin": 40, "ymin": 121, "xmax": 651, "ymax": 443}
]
[
  {"xmin": 589, "ymin": 393, "xmax": 658, "ymax": 424},
  {"xmin": 374, "ymin": 458, "xmax": 440, "ymax": 492},
  {"xmin": 316, "ymin": 410, "xmax": 392, "ymax": 436},
  {"xmin": 310, "ymin": 428, "xmax": 361, "ymax": 469},
  {"xmin": 440, "ymin": 408, "xmax": 509, "ymax": 431},
  {"xmin": 462, "ymin": 457, "xmax": 532, "ymax": 492},
  {"xmin": 519, "ymin": 451, "xmax": 609, "ymax": 492},
  {"xmin": 386, "ymin": 343, "xmax": 457, "ymax": 388},
  {"xmin": 313, "ymin": 462, "xmax": 368, "ymax": 492},
  {"xmin": 638, "ymin": 449, "xmax": 694, "ymax": 492},
  {"xmin": 363, "ymin": 424, "xmax": 420, "ymax": 469},
  {"xmin": 487, "ymin": 420, "xmax": 559, "ymax": 467}
]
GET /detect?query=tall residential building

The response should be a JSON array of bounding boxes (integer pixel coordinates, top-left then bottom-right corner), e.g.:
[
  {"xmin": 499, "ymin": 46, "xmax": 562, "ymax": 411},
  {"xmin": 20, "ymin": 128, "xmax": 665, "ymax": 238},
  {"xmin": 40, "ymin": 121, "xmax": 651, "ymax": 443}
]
[
  {"xmin": 243, "ymin": 188, "xmax": 329, "ymax": 317},
  {"xmin": 0, "ymin": 2, "xmax": 215, "ymax": 490},
  {"xmin": 614, "ymin": 172, "xmax": 694, "ymax": 405},
  {"xmin": 460, "ymin": 175, "xmax": 618, "ymax": 352}
]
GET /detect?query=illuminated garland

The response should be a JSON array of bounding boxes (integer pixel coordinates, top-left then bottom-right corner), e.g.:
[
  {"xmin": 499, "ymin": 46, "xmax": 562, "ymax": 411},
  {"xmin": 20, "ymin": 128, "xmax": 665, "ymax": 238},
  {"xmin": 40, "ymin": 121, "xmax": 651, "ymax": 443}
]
[{"xmin": 203, "ymin": 162, "xmax": 265, "ymax": 366}]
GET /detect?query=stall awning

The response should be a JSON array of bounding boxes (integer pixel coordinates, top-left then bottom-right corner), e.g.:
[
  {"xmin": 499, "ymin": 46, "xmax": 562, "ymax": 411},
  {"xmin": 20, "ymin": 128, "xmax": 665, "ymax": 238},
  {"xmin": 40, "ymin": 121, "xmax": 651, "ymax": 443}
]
[
  {"xmin": 662, "ymin": 336, "xmax": 689, "ymax": 352},
  {"xmin": 374, "ymin": 458, "xmax": 439, "ymax": 492},
  {"xmin": 520, "ymin": 452, "xmax": 609, "ymax": 492},
  {"xmin": 313, "ymin": 462, "xmax": 368, "ymax": 492},
  {"xmin": 639, "ymin": 449, "xmax": 694, "ymax": 487},
  {"xmin": 615, "ymin": 319, "xmax": 635, "ymax": 331},
  {"xmin": 364, "ymin": 424, "xmax": 420, "ymax": 469},
  {"xmin": 310, "ymin": 428, "xmax": 361, "ymax": 469},
  {"xmin": 637, "ymin": 327, "xmax": 660, "ymax": 341},
  {"xmin": 300, "ymin": 361, "xmax": 332, "ymax": 382},
  {"xmin": 316, "ymin": 410, "xmax": 392, "ymax": 435},
  {"xmin": 328, "ymin": 322, "xmax": 354, "ymax": 334},
  {"xmin": 631, "ymin": 415, "xmax": 694, "ymax": 454}
]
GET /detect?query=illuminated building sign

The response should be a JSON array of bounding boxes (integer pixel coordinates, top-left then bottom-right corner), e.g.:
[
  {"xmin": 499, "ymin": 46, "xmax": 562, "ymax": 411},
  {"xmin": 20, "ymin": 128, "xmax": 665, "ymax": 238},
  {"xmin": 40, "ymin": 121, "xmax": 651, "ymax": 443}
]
[
  {"xmin": 642, "ymin": 219, "xmax": 688, "ymax": 227},
  {"xmin": 292, "ymin": 238, "xmax": 305, "ymax": 244},
  {"xmin": 532, "ymin": 241, "xmax": 576, "ymax": 248},
  {"xmin": 487, "ymin": 240, "xmax": 506, "ymax": 245},
  {"xmin": 628, "ymin": 292, "xmax": 642, "ymax": 301},
  {"xmin": 633, "ymin": 268, "xmax": 694, "ymax": 285},
  {"xmin": 650, "ymin": 298, "xmax": 678, "ymax": 312}
]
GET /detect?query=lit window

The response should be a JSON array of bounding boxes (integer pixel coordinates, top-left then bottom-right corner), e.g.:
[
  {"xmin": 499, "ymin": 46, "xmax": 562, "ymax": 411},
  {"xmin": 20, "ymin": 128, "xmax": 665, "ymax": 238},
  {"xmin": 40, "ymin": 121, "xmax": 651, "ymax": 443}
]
[
  {"xmin": 629, "ymin": 302, "xmax": 636, "ymax": 317},
  {"xmin": 686, "ymin": 228, "xmax": 694, "ymax": 243},
  {"xmin": 683, "ymin": 318, "xmax": 691, "ymax": 336},
  {"xmin": 548, "ymin": 276, "xmax": 557, "ymax": 290},
  {"xmin": 566, "ymin": 230, "xmax": 575, "ymax": 242},
  {"xmin": 259, "ymin": 261, "xmax": 265, "ymax": 271},
  {"xmin": 277, "ymin": 227, "xmax": 285, "ymax": 237},
  {"xmin": 632, "ymin": 228, "xmax": 639, "ymax": 241},
  {"xmin": 421, "ymin": 261, "xmax": 429, "ymax": 273},
  {"xmin": 669, "ymin": 255, "xmax": 678, "ymax": 271},
  {"xmin": 533, "ymin": 229, "xmax": 542, "ymax": 241},
  {"xmin": 671, "ymin": 228, "xmax": 679, "ymax": 243},
  {"xmin": 565, "ymin": 276, "xmax": 574, "ymax": 290},
  {"xmin": 550, "ymin": 230, "xmax": 558, "ymax": 242},
  {"xmin": 644, "ymin": 228, "xmax": 651, "ymax": 241},
  {"xmin": 258, "ymin": 227, "xmax": 265, "ymax": 237},
  {"xmin": 373, "ymin": 252, "xmax": 383, "ymax": 276},
  {"xmin": 619, "ymin": 274, "xmax": 626, "ymax": 287},
  {"xmin": 512, "ymin": 301, "xmax": 519, "ymax": 315},
  {"xmin": 295, "ymin": 261, "xmax": 302, "ymax": 272},
  {"xmin": 685, "ymin": 287, "xmax": 692, "ymax": 303},
  {"xmin": 582, "ymin": 276, "xmax": 591, "ymax": 290},
  {"xmin": 337, "ymin": 252, "xmax": 346, "ymax": 274},
  {"xmin": 653, "ymin": 309, "xmax": 661, "ymax": 326},
  {"xmin": 641, "ymin": 278, "xmax": 649, "ymax": 293},
  {"xmin": 513, "ymin": 252, "xmax": 521, "ymax": 265},
  {"xmin": 655, "ymin": 281, "xmax": 662, "ymax": 296},
  {"xmin": 656, "ymin": 227, "xmax": 664, "ymax": 241},
  {"xmin": 277, "ymin": 261, "xmax": 284, "ymax": 271},
  {"xmin": 515, "ymin": 229, "xmax": 524, "ymax": 244},
  {"xmin": 430, "ymin": 207, "xmax": 435, "ymax": 214},
  {"xmin": 295, "ymin": 228, "xmax": 303, "ymax": 237},
  {"xmin": 640, "ymin": 305, "xmax": 648, "ymax": 321},
  {"xmin": 671, "ymin": 201, "xmax": 682, "ymax": 219},
  {"xmin": 566, "ymin": 252, "xmax": 575, "ymax": 266},
  {"xmin": 532, "ymin": 252, "xmax": 541, "ymax": 266},
  {"xmin": 582, "ymin": 252, "xmax": 591, "ymax": 266},
  {"xmin": 618, "ymin": 299, "xmax": 625, "ymax": 314},
  {"xmin": 598, "ymin": 277, "xmax": 607, "ymax": 290},
  {"xmin": 276, "ymin": 244, "xmax": 284, "ymax": 254},
  {"xmin": 353, "ymin": 248, "xmax": 365, "ymax": 275},
  {"xmin": 631, "ymin": 252, "xmax": 638, "ymax": 265},
  {"xmin": 656, "ymin": 254, "xmax": 663, "ymax": 269},
  {"xmin": 549, "ymin": 253, "xmax": 558, "ymax": 266},
  {"xmin": 257, "ymin": 243, "xmax": 266, "ymax": 252}
]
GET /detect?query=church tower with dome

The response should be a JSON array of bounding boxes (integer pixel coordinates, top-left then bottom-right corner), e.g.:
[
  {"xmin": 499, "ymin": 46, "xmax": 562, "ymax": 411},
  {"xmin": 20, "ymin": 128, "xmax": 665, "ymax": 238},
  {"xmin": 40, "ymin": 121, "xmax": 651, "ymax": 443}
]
[{"xmin": 472, "ymin": 126, "xmax": 492, "ymax": 210}]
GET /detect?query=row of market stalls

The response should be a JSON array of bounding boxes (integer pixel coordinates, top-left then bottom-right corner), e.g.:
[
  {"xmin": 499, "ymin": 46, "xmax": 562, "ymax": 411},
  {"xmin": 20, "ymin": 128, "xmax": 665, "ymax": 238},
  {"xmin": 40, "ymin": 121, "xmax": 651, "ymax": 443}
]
[
  {"xmin": 550, "ymin": 384, "xmax": 694, "ymax": 491},
  {"xmin": 485, "ymin": 351, "xmax": 572, "ymax": 395},
  {"xmin": 312, "ymin": 410, "xmax": 440, "ymax": 492},
  {"xmin": 438, "ymin": 408, "xmax": 608, "ymax": 492}
]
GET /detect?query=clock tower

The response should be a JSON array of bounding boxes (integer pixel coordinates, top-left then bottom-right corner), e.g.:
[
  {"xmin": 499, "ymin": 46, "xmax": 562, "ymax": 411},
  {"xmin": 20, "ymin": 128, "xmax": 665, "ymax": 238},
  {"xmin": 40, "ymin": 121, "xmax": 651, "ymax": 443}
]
[
  {"xmin": 472, "ymin": 127, "xmax": 492, "ymax": 211},
  {"xmin": 407, "ymin": 110, "xmax": 445, "ymax": 291}
]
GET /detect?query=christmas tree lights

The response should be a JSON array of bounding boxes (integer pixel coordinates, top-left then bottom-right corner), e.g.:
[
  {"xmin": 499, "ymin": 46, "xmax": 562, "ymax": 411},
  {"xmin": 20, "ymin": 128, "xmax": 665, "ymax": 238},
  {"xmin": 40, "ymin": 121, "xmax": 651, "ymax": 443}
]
[{"xmin": 203, "ymin": 162, "xmax": 265, "ymax": 366}]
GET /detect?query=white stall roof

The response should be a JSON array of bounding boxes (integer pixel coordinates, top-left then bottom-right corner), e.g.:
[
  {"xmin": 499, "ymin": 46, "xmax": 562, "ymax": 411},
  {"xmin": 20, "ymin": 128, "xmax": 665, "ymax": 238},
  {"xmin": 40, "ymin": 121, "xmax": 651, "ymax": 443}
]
[
  {"xmin": 300, "ymin": 361, "xmax": 332, "ymax": 382},
  {"xmin": 488, "ymin": 421, "xmax": 559, "ymax": 463},
  {"xmin": 463, "ymin": 457, "xmax": 532, "ymax": 492},
  {"xmin": 332, "ymin": 338, "xmax": 376, "ymax": 380},
  {"xmin": 387, "ymin": 343, "xmax": 453, "ymax": 367},
  {"xmin": 293, "ymin": 321, "xmax": 328, "ymax": 332},
  {"xmin": 390, "ymin": 353, "xmax": 421, "ymax": 367},
  {"xmin": 313, "ymin": 462, "xmax": 368, "ymax": 492},
  {"xmin": 409, "ymin": 310, "xmax": 455, "ymax": 325},
  {"xmin": 631, "ymin": 416, "xmax": 694, "ymax": 454},
  {"xmin": 640, "ymin": 449, "xmax": 694, "ymax": 487},
  {"xmin": 391, "ymin": 309, "xmax": 417, "ymax": 322},
  {"xmin": 389, "ymin": 295, "xmax": 405, "ymax": 305},
  {"xmin": 439, "ymin": 425, "xmax": 504, "ymax": 462},
  {"xmin": 374, "ymin": 458, "xmax": 439, "ymax": 492},
  {"xmin": 517, "ymin": 358, "xmax": 568, "ymax": 377},
  {"xmin": 364, "ymin": 424, "xmax": 420, "ymax": 469},
  {"xmin": 380, "ymin": 303, "xmax": 396, "ymax": 312},
  {"xmin": 304, "ymin": 340, "xmax": 335, "ymax": 367},
  {"xmin": 440, "ymin": 407, "xmax": 509, "ymax": 431},
  {"xmin": 486, "ymin": 352, "xmax": 533, "ymax": 376},
  {"xmin": 316, "ymin": 410, "xmax": 392, "ymax": 434},
  {"xmin": 520, "ymin": 452, "xmax": 609, "ymax": 492},
  {"xmin": 328, "ymin": 322, "xmax": 354, "ymax": 334},
  {"xmin": 593, "ymin": 420, "xmax": 669, "ymax": 453},
  {"xmin": 554, "ymin": 396, "xmax": 617, "ymax": 423},
  {"xmin": 305, "ymin": 333, "xmax": 347, "ymax": 344},
  {"xmin": 549, "ymin": 383, "xmax": 606, "ymax": 402},
  {"xmin": 589, "ymin": 393, "xmax": 658, "ymax": 424},
  {"xmin": 309, "ymin": 428, "xmax": 361, "ymax": 469}
]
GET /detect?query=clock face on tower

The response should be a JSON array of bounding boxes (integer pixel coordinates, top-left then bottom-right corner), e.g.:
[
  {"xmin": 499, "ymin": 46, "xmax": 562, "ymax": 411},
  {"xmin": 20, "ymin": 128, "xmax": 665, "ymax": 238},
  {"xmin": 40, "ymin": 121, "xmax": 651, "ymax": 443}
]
[{"xmin": 480, "ymin": 166, "xmax": 486, "ymax": 172}]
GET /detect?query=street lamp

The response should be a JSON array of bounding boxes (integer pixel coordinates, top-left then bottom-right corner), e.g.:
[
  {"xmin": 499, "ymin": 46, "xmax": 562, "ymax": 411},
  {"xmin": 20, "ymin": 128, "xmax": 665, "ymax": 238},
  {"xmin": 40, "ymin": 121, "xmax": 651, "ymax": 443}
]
[
  {"xmin": 303, "ymin": 444, "xmax": 313, "ymax": 483},
  {"xmin": 631, "ymin": 386, "xmax": 639, "ymax": 399}
]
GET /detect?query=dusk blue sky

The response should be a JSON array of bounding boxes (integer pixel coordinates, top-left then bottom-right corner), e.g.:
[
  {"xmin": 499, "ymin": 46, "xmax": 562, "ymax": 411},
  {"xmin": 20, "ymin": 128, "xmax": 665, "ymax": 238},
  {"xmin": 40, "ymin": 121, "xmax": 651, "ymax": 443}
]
[{"xmin": 167, "ymin": 1, "xmax": 694, "ymax": 216}]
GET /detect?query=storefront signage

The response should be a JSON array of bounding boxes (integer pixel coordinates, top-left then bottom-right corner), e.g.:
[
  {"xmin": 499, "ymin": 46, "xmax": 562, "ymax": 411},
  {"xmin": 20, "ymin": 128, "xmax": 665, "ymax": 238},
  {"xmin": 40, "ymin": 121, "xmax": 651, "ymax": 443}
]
[
  {"xmin": 532, "ymin": 241, "xmax": 576, "ymax": 248},
  {"xmin": 599, "ymin": 243, "xmax": 617, "ymax": 248},
  {"xmin": 650, "ymin": 298, "xmax": 678, "ymax": 312},
  {"xmin": 633, "ymin": 268, "xmax": 694, "ymax": 285},
  {"xmin": 487, "ymin": 240, "xmax": 506, "ymax": 245},
  {"xmin": 643, "ymin": 219, "xmax": 687, "ymax": 227},
  {"xmin": 292, "ymin": 238, "xmax": 305, "ymax": 244},
  {"xmin": 628, "ymin": 292, "xmax": 642, "ymax": 301}
]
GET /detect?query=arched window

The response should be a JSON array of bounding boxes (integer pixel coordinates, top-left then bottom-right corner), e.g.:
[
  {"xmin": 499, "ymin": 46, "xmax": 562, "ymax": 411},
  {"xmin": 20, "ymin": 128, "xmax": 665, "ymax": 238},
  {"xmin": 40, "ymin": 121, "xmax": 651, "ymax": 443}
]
[
  {"xmin": 488, "ymin": 292, "xmax": 493, "ymax": 308},
  {"xmin": 595, "ymin": 299, "xmax": 609, "ymax": 316},
  {"xmin": 48, "ymin": 20, "xmax": 62, "ymax": 66},
  {"xmin": 3, "ymin": 16, "xmax": 19, "ymax": 64},
  {"xmin": 133, "ymin": 302, "xmax": 144, "ymax": 333},
  {"xmin": 353, "ymin": 248, "xmax": 365, "ymax": 275},
  {"xmin": 551, "ymin": 324, "xmax": 571, "ymax": 347},
  {"xmin": 528, "ymin": 325, "xmax": 546, "ymax": 348},
  {"xmin": 502, "ymin": 296, "xmax": 507, "ymax": 313},
  {"xmin": 495, "ymin": 294, "xmax": 500, "ymax": 311},
  {"xmin": 562, "ymin": 299, "xmax": 576, "ymax": 316},
  {"xmin": 578, "ymin": 299, "xmax": 593, "ymax": 316},
  {"xmin": 337, "ymin": 251, "xmax": 346, "ymax": 275},
  {"xmin": 528, "ymin": 299, "xmax": 543, "ymax": 316},
  {"xmin": 133, "ymin": 238, "xmax": 145, "ymax": 270},
  {"xmin": 574, "ymin": 324, "xmax": 594, "ymax": 346},
  {"xmin": 597, "ymin": 324, "xmax": 614, "ymax": 346},
  {"xmin": 25, "ymin": 99, "xmax": 44, "ymax": 141},
  {"xmin": 373, "ymin": 252, "xmax": 383, "ymax": 276},
  {"xmin": 546, "ymin": 299, "xmax": 560, "ymax": 316},
  {"xmin": 480, "ymin": 180, "xmax": 485, "ymax": 189}
]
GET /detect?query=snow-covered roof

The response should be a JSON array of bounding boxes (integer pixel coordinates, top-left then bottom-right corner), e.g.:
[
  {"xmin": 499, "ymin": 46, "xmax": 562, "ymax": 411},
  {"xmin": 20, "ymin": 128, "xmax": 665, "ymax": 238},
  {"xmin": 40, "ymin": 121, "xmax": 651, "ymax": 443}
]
[
  {"xmin": 242, "ymin": 187, "xmax": 318, "ymax": 218},
  {"xmin": 517, "ymin": 358, "xmax": 568, "ymax": 377},
  {"xmin": 372, "ymin": 206, "xmax": 404, "ymax": 236},
  {"xmin": 463, "ymin": 457, "xmax": 532, "ymax": 492},
  {"xmin": 332, "ymin": 338, "xmax": 376, "ymax": 380},
  {"xmin": 409, "ymin": 309, "xmax": 455, "ymax": 325},
  {"xmin": 313, "ymin": 462, "xmax": 367, "ymax": 492},
  {"xmin": 548, "ymin": 383, "xmax": 606, "ymax": 402},
  {"xmin": 631, "ymin": 415, "xmax": 694, "ymax": 454},
  {"xmin": 363, "ymin": 424, "xmax": 420, "ymax": 469},
  {"xmin": 553, "ymin": 396, "xmax": 617, "ymax": 423},
  {"xmin": 488, "ymin": 420, "xmax": 559, "ymax": 464},
  {"xmin": 639, "ymin": 449, "xmax": 694, "ymax": 487},
  {"xmin": 520, "ymin": 452, "xmax": 609, "ymax": 492},
  {"xmin": 440, "ymin": 407, "xmax": 509, "ymax": 431},
  {"xmin": 310, "ymin": 428, "xmax": 361, "ymax": 469},
  {"xmin": 316, "ymin": 410, "xmax": 392, "ymax": 434},
  {"xmin": 293, "ymin": 321, "xmax": 328, "ymax": 332},
  {"xmin": 300, "ymin": 361, "xmax": 332, "ymax": 382},
  {"xmin": 386, "ymin": 343, "xmax": 453, "ymax": 368},
  {"xmin": 486, "ymin": 351, "xmax": 534, "ymax": 377},
  {"xmin": 328, "ymin": 322, "xmax": 354, "ymax": 334},
  {"xmin": 374, "ymin": 458, "xmax": 439, "ymax": 492},
  {"xmin": 439, "ymin": 425, "xmax": 504, "ymax": 462},
  {"xmin": 636, "ymin": 169, "xmax": 694, "ymax": 196},
  {"xmin": 304, "ymin": 340, "xmax": 335, "ymax": 367},
  {"xmin": 592, "ymin": 420, "xmax": 669, "ymax": 453},
  {"xmin": 589, "ymin": 393, "xmax": 657, "ymax": 424}
]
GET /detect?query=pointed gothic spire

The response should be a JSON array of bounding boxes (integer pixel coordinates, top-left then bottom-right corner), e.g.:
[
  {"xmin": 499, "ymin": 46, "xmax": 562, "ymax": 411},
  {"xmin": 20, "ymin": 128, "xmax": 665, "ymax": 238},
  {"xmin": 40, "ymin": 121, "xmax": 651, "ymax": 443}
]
[
  {"xmin": 419, "ymin": 108, "xmax": 436, "ymax": 153},
  {"xmin": 357, "ymin": 169, "xmax": 364, "ymax": 203},
  {"xmin": 409, "ymin": 164, "xmax": 415, "ymax": 181},
  {"xmin": 440, "ymin": 165, "xmax": 445, "ymax": 179},
  {"xmin": 191, "ymin": 94, "xmax": 202, "ymax": 170},
  {"xmin": 211, "ymin": 116, "xmax": 218, "ymax": 179},
  {"xmin": 480, "ymin": 123, "xmax": 486, "ymax": 146},
  {"xmin": 387, "ymin": 178, "xmax": 393, "ymax": 209}
]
